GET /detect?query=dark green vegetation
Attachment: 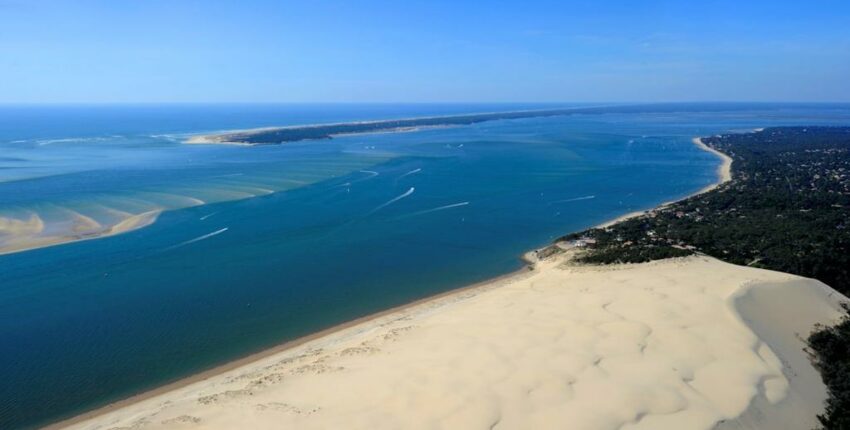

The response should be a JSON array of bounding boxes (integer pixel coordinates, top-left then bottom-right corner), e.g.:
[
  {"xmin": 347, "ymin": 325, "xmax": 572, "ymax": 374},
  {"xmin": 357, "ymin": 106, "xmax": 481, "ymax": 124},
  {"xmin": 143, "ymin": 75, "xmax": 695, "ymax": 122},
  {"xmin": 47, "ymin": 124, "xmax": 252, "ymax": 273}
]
[
  {"xmin": 565, "ymin": 127, "xmax": 850, "ymax": 293},
  {"xmin": 563, "ymin": 126, "xmax": 850, "ymax": 429},
  {"xmin": 210, "ymin": 103, "xmax": 789, "ymax": 145},
  {"xmin": 222, "ymin": 108, "xmax": 584, "ymax": 144},
  {"xmin": 809, "ymin": 305, "xmax": 850, "ymax": 429}
]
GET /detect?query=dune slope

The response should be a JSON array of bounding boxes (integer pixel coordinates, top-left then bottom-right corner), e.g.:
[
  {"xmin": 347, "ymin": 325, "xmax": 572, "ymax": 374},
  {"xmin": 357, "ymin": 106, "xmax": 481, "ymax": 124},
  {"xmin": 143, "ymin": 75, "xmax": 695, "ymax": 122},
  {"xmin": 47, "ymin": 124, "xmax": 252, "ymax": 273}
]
[{"xmin": 60, "ymin": 254, "xmax": 846, "ymax": 430}]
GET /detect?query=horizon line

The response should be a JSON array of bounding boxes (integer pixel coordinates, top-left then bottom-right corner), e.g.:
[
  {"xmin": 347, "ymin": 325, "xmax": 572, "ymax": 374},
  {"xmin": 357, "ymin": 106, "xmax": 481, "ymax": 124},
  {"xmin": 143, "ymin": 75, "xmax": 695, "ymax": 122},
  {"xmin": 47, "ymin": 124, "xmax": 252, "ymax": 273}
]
[{"xmin": 2, "ymin": 100, "xmax": 850, "ymax": 106}]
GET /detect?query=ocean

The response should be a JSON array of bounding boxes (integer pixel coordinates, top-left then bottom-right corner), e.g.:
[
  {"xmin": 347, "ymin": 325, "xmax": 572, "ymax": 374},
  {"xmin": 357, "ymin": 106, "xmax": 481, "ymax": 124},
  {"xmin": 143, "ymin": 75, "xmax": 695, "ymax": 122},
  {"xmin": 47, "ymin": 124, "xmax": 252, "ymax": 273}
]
[{"xmin": 2, "ymin": 103, "xmax": 849, "ymax": 428}]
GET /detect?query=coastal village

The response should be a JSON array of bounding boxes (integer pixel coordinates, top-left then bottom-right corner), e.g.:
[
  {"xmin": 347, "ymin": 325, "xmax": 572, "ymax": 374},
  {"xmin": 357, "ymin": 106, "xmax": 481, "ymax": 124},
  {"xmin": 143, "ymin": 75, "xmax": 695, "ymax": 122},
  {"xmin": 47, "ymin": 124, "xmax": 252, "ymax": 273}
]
[{"xmin": 565, "ymin": 127, "xmax": 850, "ymax": 283}]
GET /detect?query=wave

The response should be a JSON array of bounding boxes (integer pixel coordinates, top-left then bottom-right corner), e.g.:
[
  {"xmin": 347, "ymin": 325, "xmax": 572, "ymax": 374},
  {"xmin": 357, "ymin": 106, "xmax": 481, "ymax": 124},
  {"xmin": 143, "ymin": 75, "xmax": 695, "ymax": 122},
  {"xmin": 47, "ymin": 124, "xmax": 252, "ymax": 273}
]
[
  {"xmin": 140, "ymin": 192, "xmax": 206, "ymax": 207},
  {"xmin": 35, "ymin": 136, "xmax": 124, "ymax": 146},
  {"xmin": 149, "ymin": 133, "xmax": 191, "ymax": 142},
  {"xmin": 279, "ymin": 179, "xmax": 309, "ymax": 185},
  {"xmin": 369, "ymin": 187, "xmax": 415, "ymax": 214},
  {"xmin": 359, "ymin": 170, "xmax": 380, "ymax": 178}
]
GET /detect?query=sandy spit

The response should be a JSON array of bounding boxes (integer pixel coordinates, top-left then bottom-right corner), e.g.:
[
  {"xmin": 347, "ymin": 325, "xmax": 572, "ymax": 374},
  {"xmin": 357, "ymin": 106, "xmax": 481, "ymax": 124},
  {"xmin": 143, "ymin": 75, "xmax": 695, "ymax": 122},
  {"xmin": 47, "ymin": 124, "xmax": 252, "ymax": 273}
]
[
  {"xmin": 0, "ymin": 210, "xmax": 162, "ymax": 256},
  {"xmin": 56, "ymin": 252, "xmax": 845, "ymax": 430}
]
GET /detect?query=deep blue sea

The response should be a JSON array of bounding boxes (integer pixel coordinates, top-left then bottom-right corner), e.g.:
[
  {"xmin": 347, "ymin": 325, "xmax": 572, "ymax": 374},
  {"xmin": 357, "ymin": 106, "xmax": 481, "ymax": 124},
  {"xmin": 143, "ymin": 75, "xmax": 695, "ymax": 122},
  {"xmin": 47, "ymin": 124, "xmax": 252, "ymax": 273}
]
[{"xmin": 2, "ymin": 103, "xmax": 850, "ymax": 428}]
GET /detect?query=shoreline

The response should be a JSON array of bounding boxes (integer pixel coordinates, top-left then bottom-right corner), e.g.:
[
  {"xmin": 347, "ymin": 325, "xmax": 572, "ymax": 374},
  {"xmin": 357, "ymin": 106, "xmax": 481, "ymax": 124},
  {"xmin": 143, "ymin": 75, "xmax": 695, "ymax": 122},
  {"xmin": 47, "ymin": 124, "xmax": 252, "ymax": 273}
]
[
  {"xmin": 185, "ymin": 122, "xmax": 462, "ymax": 145},
  {"xmin": 593, "ymin": 135, "xmax": 733, "ymax": 229},
  {"xmin": 182, "ymin": 104, "xmax": 624, "ymax": 146},
  {"xmin": 692, "ymin": 136, "xmax": 733, "ymax": 193},
  {"xmin": 182, "ymin": 107, "xmax": 583, "ymax": 145},
  {"xmin": 58, "ymin": 255, "xmax": 845, "ymax": 430},
  {"xmin": 47, "ymin": 252, "xmax": 540, "ymax": 429},
  {"xmin": 50, "ymin": 134, "xmax": 732, "ymax": 429}
]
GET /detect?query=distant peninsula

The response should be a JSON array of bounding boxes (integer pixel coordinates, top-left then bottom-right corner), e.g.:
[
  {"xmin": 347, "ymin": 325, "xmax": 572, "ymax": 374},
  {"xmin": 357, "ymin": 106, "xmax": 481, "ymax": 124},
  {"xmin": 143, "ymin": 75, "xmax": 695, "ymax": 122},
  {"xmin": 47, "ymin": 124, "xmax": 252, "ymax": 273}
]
[
  {"xmin": 185, "ymin": 103, "xmax": 763, "ymax": 145},
  {"xmin": 185, "ymin": 107, "xmax": 595, "ymax": 145}
]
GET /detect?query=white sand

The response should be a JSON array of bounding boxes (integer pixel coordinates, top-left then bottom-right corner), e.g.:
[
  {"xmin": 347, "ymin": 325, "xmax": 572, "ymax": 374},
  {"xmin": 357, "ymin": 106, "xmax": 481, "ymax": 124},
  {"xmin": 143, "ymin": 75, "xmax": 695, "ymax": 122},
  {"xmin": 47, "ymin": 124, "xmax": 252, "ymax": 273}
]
[
  {"xmin": 184, "ymin": 135, "xmax": 252, "ymax": 145},
  {"xmin": 594, "ymin": 137, "xmax": 733, "ymax": 229},
  {"xmin": 59, "ymin": 254, "xmax": 845, "ymax": 430},
  {"xmin": 693, "ymin": 137, "xmax": 733, "ymax": 192}
]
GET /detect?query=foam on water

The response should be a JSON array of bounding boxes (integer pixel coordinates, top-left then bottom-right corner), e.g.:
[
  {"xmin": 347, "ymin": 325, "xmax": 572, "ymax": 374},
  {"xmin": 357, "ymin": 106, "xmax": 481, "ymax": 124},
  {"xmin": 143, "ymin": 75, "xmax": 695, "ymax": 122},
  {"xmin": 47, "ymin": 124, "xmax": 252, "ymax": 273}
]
[
  {"xmin": 369, "ymin": 187, "xmax": 416, "ymax": 214},
  {"xmin": 398, "ymin": 168, "xmax": 422, "ymax": 179},
  {"xmin": 169, "ymin": 227, "xmax": 229, "ymax": 250},
  {"xmin": 3, "ymin": 104, "xmax": 850, "ymax": 429},
  {"xmin": 550, "ymin": 195, "xmax": 596, "ymax": 204},
  {"xmin": 401, "ymin": 201, "xmax": 470, "ymax": 218},
  {"xmin": 0, "ymin": 146, "xmax": 395, "ymax": 254}
]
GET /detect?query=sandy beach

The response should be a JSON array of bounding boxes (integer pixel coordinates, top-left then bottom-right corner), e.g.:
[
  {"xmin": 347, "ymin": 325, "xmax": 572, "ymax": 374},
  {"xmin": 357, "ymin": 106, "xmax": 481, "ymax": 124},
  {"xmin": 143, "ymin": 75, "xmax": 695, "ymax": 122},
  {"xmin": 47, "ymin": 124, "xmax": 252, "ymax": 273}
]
[
  {"xmin": 57, "ymin": 252, "xmax": 845, "ymax": 430},
  {"xmin": 184, "ymin": 135, "xmax": 253, "ymax": 145},
  {"xmin": 181, "ymin": 107, "xmax": 600, "ymax": 146},
  {"xmin": 692, "ymin": 137, "xmax": 733, "ymax": 193},
  {"xmin": 52, "ymin": 132, "xmax": 842, "ymax": 430},
  {"xmin": 594, "ymin": 136, "xmax": 733, "ymax": 229}
]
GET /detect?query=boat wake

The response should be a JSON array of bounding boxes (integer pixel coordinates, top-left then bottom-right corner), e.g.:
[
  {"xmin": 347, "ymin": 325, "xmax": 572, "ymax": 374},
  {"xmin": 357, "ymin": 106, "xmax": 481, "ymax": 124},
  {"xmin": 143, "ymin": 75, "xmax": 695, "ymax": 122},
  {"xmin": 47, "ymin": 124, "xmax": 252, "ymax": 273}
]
[
  {"xmin": 369, "ymin": 187, "xmax": 415, "ymax": 214},
  {"xmin": 401, "ymin": 201, "xmax": 469, "ymax": 218},
  {"xmin": 550, "ymin": 195, "xmax": 595, "ymax": 204},
  {"xmin": 398, "ymin": 168, "xmax": 421, "ymax": 180},
  {"xmin": 169, "ymin": 228, "xmax": 229, "ymax": 250}
]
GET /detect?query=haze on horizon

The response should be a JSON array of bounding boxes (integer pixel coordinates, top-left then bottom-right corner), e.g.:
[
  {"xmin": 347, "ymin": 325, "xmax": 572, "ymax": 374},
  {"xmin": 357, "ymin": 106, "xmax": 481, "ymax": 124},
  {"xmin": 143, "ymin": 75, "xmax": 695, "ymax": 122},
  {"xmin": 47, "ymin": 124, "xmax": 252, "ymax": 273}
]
[{"xmin": 1, "ymin": 0, "xmax": 849, "ymax": 104}]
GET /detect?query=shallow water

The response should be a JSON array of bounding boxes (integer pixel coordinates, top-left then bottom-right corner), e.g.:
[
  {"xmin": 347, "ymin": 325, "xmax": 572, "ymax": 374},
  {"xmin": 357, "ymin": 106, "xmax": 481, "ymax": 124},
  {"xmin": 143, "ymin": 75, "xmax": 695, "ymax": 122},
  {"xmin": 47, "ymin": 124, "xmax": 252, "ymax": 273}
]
[{"xmin": 1, "ymin": 103, "xmax": 849, "ymax": 428}]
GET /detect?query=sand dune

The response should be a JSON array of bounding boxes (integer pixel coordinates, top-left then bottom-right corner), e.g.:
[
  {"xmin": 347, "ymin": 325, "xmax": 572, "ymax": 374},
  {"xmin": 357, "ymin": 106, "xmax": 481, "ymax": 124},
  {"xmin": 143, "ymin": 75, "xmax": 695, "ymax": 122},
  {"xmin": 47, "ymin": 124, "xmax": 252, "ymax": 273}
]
[{"xmin": 58, "ymin": 253, "xmax": 846, "ymax": 430}]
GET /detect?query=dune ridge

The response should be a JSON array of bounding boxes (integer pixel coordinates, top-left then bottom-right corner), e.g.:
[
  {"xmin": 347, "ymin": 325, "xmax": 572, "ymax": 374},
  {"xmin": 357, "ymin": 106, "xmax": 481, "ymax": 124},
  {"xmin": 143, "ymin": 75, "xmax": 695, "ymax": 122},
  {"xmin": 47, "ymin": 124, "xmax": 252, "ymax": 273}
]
[{"xmin": 57, "ymin": 253, "xmax": 845, "ymax": 430}]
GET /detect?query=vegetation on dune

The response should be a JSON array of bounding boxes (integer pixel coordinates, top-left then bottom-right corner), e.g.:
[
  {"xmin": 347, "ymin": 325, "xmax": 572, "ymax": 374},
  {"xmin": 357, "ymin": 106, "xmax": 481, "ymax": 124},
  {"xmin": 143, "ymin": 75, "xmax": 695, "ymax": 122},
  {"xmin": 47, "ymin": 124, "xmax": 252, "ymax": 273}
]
[
  {"xmin": 561, "ymin": 126, "xmax": 850, "ymax": 429},
  {"xmin": 564, "ymin": 127, "xmax": 850, "ymax": 294},
  {"xmin": 218, "ymin": 103, "xmax": 783, "ymax": 145},
  {"xmin": 809, "ymin": 305, "xmax": 850, "ymax": 430},
  {"xmin": 226, "ymin": 108, "xmax": 586, "ymax": 144}
]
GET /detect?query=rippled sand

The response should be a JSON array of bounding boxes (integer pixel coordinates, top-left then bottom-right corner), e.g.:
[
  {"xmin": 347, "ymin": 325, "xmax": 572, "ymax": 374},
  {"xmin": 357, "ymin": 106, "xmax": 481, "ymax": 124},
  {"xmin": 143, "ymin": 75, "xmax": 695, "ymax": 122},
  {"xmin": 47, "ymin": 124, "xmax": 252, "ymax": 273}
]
[
  {"xmin": 58, "ymin": 253, "xmax": 846, "ymax": 430},
  {"xmin": 0, "ymin": 210, "xmax": 160, "ymax": 255}
]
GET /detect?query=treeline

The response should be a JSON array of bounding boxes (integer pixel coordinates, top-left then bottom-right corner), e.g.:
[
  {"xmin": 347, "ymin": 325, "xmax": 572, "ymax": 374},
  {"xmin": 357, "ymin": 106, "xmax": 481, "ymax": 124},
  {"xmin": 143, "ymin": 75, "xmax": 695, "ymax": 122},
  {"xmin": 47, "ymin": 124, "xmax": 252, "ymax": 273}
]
[
  {"xmin": 562, "ymin": 126, "xmax": 850, "ymax": 429},
  {"xmin": 809, "ymin": 305, "xmax": 850, "ymax": 429},
  {"xmin": 564, "ymin": 127, "xmax": 850, "ymax": 294},
  {"xmin": 216, "ymin": 103, "xmax": 806, "ymax": 145},
  {"xmin": 222, "ymin": 108, "xmax": 584, "ymax": 144}
]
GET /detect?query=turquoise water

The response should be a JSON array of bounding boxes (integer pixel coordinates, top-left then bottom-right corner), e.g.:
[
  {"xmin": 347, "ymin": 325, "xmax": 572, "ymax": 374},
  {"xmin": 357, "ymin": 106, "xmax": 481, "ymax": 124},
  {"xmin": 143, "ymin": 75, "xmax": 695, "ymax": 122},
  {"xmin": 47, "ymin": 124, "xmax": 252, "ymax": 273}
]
[{"xmin": 2, "ymin": 103, "xmax": 850, "ymax": 428}]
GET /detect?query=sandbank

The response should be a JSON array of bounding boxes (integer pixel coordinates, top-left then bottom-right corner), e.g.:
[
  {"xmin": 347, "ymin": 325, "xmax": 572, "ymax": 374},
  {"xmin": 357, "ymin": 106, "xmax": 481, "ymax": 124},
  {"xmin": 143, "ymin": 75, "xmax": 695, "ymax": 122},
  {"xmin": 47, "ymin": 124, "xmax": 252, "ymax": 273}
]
[{"xmin": 0, "ymin": 210, "xmax": 161, "ymax": 256}]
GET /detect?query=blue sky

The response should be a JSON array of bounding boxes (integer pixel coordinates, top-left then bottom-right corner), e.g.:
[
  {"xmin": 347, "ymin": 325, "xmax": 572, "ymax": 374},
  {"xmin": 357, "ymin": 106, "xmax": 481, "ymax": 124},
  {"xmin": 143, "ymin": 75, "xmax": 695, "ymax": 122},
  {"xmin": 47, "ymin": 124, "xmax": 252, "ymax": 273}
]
[{"xmin": 1, "ymin": 0, "xmax": 849, "ymax": 103}]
